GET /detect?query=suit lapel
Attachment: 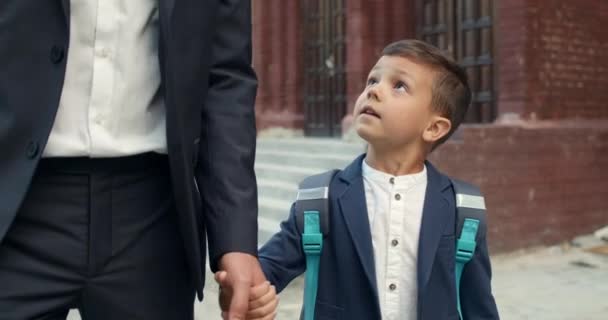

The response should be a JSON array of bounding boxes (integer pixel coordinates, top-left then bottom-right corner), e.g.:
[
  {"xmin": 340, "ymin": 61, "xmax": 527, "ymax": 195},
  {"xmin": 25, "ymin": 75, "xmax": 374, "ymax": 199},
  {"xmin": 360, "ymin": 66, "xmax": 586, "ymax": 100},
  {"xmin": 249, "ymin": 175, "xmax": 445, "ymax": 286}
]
[
  {"xmin": 417, "ymin": 162, "xmax": 452, "ymax": 296},
  {"xmin": 336, "ymin": 155, "xmax": 379, "ymax": 301},
  {"xmin": 159, "ymin": 0, "xmax": 176, "ymax": 35},
  {"xmin": 59, "ymin": 0, "xmax": 69, "ymax": 25}
]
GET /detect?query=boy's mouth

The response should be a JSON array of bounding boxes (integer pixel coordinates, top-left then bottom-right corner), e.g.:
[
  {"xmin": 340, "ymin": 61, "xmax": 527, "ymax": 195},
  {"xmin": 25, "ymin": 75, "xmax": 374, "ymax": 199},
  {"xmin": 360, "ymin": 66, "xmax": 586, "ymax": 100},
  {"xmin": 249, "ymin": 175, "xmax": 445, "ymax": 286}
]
[{"xmin": 359, "ymin": 105, "xmax": 381, "ymax": 119}]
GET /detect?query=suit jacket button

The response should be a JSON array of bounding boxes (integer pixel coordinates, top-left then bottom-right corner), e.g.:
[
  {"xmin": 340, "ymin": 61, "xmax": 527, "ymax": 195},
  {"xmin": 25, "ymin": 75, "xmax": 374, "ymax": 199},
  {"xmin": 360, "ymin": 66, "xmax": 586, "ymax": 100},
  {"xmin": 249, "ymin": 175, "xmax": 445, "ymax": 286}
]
[
  {"xmin": 50, "ymin": 45, "xmax": 65, "ymax": 64},
  {"xmin": 26, "ymin": 141, "xmax": 40, "ymax": 159}
]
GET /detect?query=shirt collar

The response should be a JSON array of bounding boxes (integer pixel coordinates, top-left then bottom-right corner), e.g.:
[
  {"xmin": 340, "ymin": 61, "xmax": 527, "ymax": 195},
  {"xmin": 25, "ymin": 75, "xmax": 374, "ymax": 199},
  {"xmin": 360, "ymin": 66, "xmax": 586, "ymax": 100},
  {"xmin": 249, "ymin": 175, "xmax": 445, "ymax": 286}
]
[{"xmin": 362, "ymin": 157, "xmax": 427, "ymax": 189}]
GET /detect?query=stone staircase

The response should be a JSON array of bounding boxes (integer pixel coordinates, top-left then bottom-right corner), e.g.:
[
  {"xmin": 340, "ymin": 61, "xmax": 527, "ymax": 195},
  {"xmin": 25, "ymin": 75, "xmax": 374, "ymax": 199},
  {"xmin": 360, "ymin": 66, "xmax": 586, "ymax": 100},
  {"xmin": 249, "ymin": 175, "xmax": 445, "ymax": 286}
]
[{"xmin": 255, "ymin": 137, "xmax": 365, "ymax": 245}]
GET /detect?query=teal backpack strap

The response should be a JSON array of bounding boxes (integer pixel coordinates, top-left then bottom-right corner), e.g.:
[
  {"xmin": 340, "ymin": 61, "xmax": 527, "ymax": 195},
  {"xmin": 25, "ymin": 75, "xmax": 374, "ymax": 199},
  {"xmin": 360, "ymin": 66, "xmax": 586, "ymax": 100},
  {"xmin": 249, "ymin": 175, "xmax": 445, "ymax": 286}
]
[
  {"xmin": 451, "ymin": 179, "xmax": 486, "ymax": 320},
  {"xmin": 302, "ymin": 211, "xmax": 322, "ymax": 320},
  {"xmin": 295, "ymin": 169, "xmax": 338, "ymax": 320}
]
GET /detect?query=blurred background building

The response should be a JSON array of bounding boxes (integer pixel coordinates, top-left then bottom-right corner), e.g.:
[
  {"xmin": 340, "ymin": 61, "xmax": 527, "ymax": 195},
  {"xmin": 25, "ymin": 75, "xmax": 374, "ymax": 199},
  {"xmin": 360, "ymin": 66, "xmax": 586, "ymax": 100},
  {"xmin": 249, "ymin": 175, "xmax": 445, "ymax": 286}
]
[{"xmin": 251, "ymin": 0, "xmax": 608, "ymax": 252}]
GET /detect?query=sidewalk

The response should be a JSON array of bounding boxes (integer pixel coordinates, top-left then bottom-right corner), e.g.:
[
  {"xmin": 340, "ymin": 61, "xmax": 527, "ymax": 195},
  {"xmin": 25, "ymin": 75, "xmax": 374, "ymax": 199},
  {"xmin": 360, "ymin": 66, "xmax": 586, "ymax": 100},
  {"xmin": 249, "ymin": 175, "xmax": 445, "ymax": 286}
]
[
  {"xmin": 196, "ymin": 237, "xmax": 608, "ymax": 320},
  {"xmin": 68, "ymin": 232, "xmax": 608, "ymax": 320},
  {"xmin": 491, "ymin": 239, "xmax": 608, "ymax": 320}
]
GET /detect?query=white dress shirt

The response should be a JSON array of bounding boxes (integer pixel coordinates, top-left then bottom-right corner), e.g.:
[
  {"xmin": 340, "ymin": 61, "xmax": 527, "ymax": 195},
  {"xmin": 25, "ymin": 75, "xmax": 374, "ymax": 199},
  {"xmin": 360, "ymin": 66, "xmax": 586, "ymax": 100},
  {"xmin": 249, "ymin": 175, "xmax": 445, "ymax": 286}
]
[
  {"xmin": 43, "ymin": 0, "xmax": 167, "ymax": 157},
  {"xmin": 362, "ymin": 159, "xmax": 428, "ymax": 320}
]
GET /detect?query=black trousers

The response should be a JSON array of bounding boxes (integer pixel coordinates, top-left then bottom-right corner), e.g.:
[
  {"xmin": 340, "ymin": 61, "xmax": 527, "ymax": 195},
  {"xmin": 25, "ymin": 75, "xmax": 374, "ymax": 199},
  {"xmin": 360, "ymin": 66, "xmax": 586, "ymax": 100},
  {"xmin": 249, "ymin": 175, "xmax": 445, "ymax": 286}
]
[{"xmin": 0, "ymin": 154, "xmax": 195, "ymax": 320}]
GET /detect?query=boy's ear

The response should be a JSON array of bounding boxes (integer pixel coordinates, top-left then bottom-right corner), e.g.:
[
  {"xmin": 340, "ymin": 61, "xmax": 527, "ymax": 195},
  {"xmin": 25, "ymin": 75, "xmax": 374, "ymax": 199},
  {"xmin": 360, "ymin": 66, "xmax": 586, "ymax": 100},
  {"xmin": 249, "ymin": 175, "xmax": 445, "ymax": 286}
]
[{"xmin": 423, "ymin": 115, "xmax": 452, "ymax": 143}]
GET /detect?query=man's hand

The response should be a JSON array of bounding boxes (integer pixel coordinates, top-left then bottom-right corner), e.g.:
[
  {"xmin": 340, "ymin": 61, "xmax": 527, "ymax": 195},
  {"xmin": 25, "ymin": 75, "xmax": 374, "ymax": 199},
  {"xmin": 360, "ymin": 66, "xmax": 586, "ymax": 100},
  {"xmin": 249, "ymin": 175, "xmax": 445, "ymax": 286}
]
[
  {"xmin": 215, "ymin": 271, "xmax": 278, "ymax": 320},
  {"xmin": 216, "ymin": 252, "xmax": 269, "ymax": 319}
]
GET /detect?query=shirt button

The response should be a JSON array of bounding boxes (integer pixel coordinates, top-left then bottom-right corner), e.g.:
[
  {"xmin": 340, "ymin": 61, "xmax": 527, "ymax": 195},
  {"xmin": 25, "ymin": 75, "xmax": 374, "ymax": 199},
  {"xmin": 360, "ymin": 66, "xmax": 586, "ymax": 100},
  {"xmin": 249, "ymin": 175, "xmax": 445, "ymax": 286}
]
[
  {"xmin": 391, "ymin": 239, "xmax": 399, "ymax": 247},
  {"xmin": 26, "ymin": 141, "xmax": 40, "ymax": 159},
  {"xmin": 389, "ymin": 283, "xmax": 397, "ymax": 291},
  {"xmin": 50, "ymin": 45, "xmax": 65, "ymax": 64},
  {"xmin": 394, "ymin": 193, "xmax": 401, "ymax": 200},
  {"xmin": 99, "ymin": 47, "xmax": 110, "ymax": 58},
  {"xmin": 389, "ymin": 177, "xmax": 395, "ymax": 184},
  {"xmin": 93, "ymin": 113, "xmax": 103, "ymax": 125}
]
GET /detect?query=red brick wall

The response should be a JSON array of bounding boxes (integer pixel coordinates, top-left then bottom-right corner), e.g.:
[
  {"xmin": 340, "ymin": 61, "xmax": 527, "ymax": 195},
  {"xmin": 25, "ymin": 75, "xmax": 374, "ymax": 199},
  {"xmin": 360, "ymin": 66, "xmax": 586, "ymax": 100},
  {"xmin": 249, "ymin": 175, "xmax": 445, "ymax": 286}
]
[
  {"xmin": 497, "ymin": 0, "xmax": 608, "ymax": 120},
  {"xmin": 468, "ymin": 0, "xmax": 608, "ymax": 251},
  {"xmin": 253, "ymin": 0, "xmax": 304, "ymax": 130},
  {"xmin": 495, "ymin": 0, "xmax": 529, "ymax": 117},
  {"xmin": 430, "ymin": 122, "xmax": 608, "ymax": 252}
]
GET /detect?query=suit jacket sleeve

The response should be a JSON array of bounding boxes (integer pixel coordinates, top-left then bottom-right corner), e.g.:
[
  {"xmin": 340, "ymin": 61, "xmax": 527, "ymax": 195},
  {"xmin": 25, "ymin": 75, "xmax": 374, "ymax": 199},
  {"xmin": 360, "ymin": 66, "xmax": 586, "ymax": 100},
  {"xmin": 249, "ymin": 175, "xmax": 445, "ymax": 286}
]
[
  {"xmin": 259, "ymin": 204, "xmax": 307, "ymax": 293},
  {"xmin": 196, "ymin": 0, "xmax": 259, "ymax": 271},
  {"xmin": 460, "ymin": 233, "xmax": 500, "ymax": 319}
]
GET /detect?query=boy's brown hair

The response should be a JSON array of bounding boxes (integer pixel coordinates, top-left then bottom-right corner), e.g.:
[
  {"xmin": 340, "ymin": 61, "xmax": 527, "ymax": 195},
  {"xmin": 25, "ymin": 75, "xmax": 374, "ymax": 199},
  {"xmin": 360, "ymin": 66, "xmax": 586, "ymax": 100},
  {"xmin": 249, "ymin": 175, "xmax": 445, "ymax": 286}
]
[{"xmin": 381, "ymin": 39, "xmax": 471, "ymax": 148}]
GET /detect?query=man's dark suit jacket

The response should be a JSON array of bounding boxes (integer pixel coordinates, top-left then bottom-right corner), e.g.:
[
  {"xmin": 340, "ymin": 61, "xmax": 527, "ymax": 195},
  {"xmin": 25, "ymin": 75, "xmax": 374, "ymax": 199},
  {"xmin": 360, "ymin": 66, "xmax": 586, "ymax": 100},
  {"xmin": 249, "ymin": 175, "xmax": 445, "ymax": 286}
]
[
  {"xmin": 259, "ymin": 156, "xmax": 500, "ymax": 319},
  {"xmin": 0, "ymin": 0, "xmax": 258, "ymax": 298}
]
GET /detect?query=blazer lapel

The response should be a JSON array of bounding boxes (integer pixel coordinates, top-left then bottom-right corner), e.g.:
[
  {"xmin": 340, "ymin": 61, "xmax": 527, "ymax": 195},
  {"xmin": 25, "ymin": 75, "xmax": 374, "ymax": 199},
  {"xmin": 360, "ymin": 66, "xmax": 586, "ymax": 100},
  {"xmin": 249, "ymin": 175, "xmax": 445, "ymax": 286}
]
[
  {"xmin": 417, "ymin": 162, "xmax": 453, "ymax": 296},
  {"xmin": 336, "ymin": 155, "xmax": 379, "ymax": 301}
]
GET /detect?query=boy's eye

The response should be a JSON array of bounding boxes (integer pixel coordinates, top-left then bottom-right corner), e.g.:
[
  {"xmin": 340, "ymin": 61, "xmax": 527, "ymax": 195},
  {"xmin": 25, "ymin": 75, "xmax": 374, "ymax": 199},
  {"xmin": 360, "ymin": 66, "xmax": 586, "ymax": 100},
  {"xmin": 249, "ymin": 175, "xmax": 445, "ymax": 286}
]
[
  {"xmin": 366, "ymin": 78, "xmax": 378, "ymax": 86},
  {"xmin": 395, "ymin": 81, "xmax": 408, "ymax": 92}
]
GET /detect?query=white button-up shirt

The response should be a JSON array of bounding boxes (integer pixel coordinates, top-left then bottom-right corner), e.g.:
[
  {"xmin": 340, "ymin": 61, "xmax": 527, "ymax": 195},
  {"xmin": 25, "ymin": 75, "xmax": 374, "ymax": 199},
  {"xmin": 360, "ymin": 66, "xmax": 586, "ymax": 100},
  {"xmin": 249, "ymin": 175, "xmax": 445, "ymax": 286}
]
[
  {"xmin": 362, "ymin": 159, "xmax": 427, "ymax": 320},
  {"xmin": 43, "ymin": 0, "xmax": 167, "ymax": 157}
]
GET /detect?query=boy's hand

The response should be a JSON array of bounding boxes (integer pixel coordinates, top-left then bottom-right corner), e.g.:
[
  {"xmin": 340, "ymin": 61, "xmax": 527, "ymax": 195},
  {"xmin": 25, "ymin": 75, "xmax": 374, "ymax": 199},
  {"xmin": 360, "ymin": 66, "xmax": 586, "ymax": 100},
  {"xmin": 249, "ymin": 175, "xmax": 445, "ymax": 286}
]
[
  {"xmin": 247, "ymin": 280, "xmax": 278, "ymax": 320},
  {"xmin": 217, "ymin": 253, "xmax": 268, "ymax": 319},
  {"xmin": 215, "ymin": 271, "xmax": 278, "ymax": 320}
]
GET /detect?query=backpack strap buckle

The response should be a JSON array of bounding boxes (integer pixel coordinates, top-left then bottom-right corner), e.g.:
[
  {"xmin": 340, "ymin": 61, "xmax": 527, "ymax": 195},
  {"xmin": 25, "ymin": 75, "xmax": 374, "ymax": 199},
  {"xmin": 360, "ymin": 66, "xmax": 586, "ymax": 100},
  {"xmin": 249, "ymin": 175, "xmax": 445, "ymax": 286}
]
[
  {"xmin": 302, "ymin": 211, "xmax": 323, "ymax": 255},
  {"xmin": 456, "ymin": 219, "xmax": 479, "ymax": 264}
]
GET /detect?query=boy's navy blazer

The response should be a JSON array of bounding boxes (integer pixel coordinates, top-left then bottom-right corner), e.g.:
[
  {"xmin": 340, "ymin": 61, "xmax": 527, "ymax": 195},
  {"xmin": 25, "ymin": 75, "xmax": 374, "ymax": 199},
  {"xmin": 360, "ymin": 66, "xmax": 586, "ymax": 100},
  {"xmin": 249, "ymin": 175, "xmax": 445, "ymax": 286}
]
[{"xmin": 259, "ymin": 155, "xmax": 499, "ymax": 320}]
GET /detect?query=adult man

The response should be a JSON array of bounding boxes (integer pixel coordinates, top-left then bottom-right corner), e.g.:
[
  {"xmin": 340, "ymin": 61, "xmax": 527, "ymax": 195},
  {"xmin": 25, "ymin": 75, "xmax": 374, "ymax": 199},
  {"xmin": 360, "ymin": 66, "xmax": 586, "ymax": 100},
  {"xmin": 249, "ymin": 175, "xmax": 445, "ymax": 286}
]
[{"xmin": 0, "ymin": 0, "xmax": 266, "ymax": 319}]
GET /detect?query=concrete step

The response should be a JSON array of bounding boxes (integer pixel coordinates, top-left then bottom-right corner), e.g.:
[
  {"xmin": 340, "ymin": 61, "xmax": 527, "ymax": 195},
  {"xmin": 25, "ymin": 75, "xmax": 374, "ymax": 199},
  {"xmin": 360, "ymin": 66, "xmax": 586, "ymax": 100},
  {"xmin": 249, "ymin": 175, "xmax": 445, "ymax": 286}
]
[
  {"xmin": 258, "ymin": 215, "xmax": 283, "ymax": 245},
  {"xmin": 257, "ymin": 137, "xmax": 365, "ymax": 155},
  {"xmin": 256, "ymin": 149, "xmax": 355, "ymax": 169},
  {"xmin": 258, "ymin": 179, "xmax": 298, "ymax": 203},
  {"xmin": 259, "ymin": 197, "xmax": 292, "ymax": 222},
  {"xmin": 254, "ymin": 137, "xmax": 365, "ymax": 247},
  {"xmin": 255, "ymin": 163, "xmax": 324, "ymax": 184}
]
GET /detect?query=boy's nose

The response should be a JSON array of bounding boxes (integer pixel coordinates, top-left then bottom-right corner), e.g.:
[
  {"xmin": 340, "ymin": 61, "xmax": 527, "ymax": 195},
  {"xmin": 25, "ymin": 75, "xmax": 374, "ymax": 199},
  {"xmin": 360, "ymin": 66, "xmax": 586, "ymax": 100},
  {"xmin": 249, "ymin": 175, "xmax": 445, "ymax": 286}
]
[{"xmin": 367, "ymin": 85, "xmax": 381, "ymax": 101}]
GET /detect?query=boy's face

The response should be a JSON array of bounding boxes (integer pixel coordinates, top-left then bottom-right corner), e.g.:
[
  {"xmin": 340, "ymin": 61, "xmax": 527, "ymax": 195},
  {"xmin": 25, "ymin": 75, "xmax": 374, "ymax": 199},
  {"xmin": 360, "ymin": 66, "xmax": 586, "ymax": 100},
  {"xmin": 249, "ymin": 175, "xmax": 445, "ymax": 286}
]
[{"xmin": 353, "ymin": 55, "xmax": 449, "ymax": 149}]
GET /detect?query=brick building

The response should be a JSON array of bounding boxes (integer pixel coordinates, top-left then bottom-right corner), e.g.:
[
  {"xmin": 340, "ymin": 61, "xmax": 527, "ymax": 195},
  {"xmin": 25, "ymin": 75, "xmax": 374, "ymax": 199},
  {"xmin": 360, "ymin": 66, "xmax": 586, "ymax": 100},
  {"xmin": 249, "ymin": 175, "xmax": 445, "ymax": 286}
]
[{"xmin": 252, "ymin": 0, "xmax": 608, "ymax": 252}]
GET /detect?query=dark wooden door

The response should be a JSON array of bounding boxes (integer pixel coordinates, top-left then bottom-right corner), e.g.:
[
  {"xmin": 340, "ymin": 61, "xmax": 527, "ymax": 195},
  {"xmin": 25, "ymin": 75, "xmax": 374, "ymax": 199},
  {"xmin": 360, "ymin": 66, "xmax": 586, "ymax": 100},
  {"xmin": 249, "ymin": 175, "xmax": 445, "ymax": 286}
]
[
  {"xmin": 417, "ymin": 0, "xmax": 496, "ymax": 123},
  {"xmin": 302, "ymin": 0, "xmax": 346, "ymax": 137}
]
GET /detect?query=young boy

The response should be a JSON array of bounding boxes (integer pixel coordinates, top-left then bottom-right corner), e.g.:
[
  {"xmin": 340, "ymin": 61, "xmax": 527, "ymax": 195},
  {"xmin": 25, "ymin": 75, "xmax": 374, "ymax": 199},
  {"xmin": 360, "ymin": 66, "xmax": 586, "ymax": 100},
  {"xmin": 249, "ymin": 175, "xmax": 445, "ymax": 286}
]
[{"xmin": 219, "ymin": 39, "xmax": 499, "ymax": 320}]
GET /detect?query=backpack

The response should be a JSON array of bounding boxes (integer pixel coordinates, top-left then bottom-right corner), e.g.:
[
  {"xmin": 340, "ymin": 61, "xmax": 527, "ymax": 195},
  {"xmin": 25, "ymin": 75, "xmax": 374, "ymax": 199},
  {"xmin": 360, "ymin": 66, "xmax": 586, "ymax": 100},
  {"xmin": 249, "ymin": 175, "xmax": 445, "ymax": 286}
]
[{"xmin": 294, "ymin": 170, "xmax": 486, "ymax": 320}]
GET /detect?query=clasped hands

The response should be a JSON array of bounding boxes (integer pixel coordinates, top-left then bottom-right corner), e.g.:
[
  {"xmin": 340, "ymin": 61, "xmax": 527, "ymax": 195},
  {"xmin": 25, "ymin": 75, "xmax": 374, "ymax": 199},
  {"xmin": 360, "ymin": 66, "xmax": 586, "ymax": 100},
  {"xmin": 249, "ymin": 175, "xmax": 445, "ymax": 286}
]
[{"xmin": 215, "ymin": 252, "xmax": 278, "ymax": 320}]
